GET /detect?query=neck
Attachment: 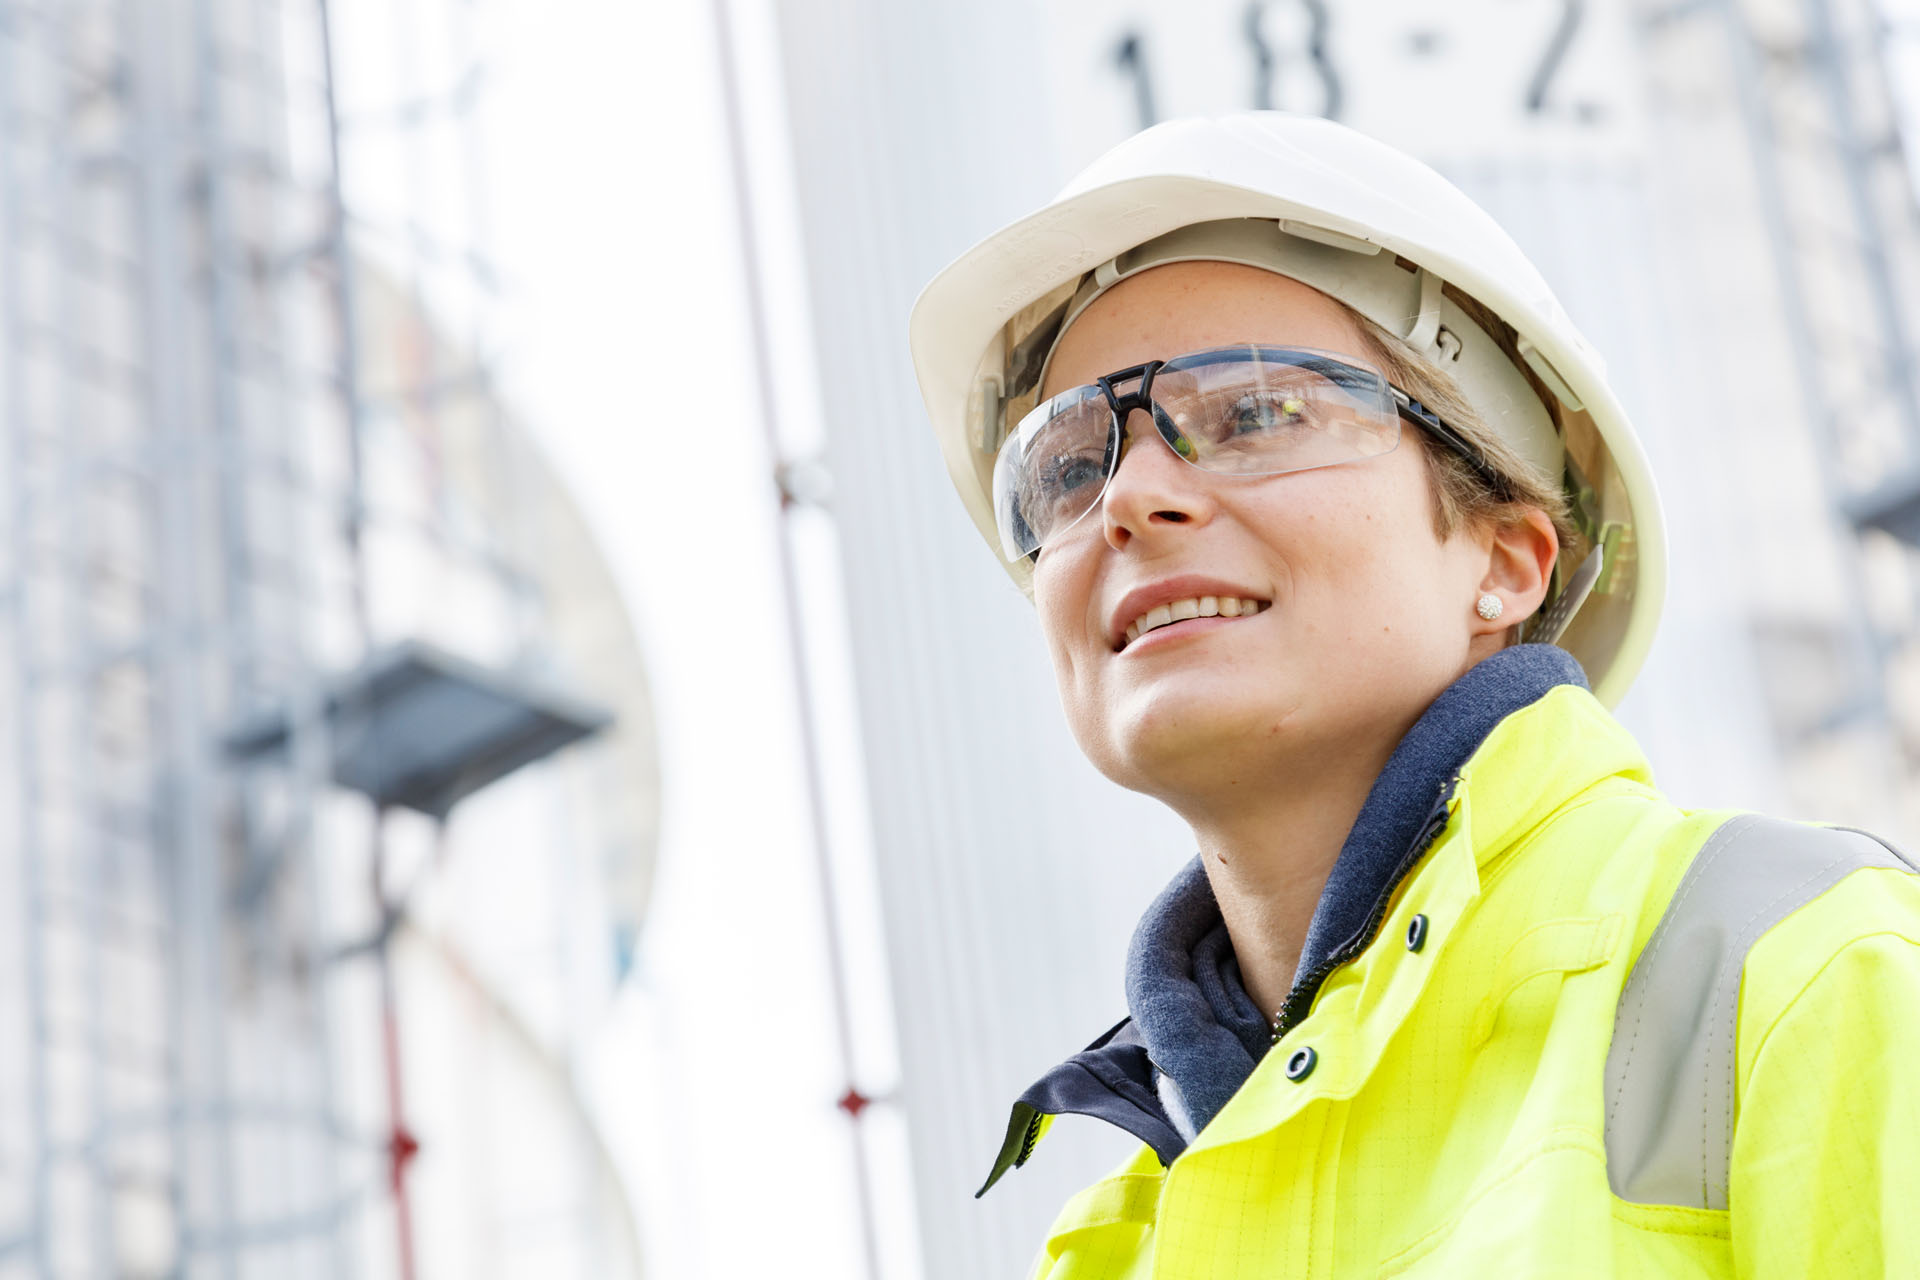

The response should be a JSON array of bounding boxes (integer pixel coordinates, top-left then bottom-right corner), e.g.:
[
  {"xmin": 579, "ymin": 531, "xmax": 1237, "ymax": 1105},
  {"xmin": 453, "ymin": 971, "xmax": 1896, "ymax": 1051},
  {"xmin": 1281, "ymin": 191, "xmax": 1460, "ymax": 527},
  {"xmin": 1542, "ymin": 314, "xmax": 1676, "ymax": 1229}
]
[
  {"xmin": 1180, "ymin": 728, "xmax": 1407, "ymax": 1025},
  {"xmin": 1116, "ymin": 647, "xmax": 1590, "ymax": 1144}
]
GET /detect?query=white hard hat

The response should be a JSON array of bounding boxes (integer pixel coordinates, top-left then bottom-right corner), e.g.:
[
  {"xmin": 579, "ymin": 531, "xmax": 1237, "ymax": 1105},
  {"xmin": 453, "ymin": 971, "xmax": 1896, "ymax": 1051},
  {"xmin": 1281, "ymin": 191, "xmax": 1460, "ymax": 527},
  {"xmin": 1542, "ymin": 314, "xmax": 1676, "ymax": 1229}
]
[{"xmin": 909, "ymin": 112, "xmax": 1664, "ymax": 706}]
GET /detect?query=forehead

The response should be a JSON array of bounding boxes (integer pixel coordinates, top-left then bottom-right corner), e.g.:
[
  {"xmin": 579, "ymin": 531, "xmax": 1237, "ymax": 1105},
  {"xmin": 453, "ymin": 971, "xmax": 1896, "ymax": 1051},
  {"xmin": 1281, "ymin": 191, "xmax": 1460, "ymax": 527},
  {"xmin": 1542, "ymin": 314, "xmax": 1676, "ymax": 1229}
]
[{"xmin": 1040, "ymin": 261, "xmax": 1374, "ymax": 401}]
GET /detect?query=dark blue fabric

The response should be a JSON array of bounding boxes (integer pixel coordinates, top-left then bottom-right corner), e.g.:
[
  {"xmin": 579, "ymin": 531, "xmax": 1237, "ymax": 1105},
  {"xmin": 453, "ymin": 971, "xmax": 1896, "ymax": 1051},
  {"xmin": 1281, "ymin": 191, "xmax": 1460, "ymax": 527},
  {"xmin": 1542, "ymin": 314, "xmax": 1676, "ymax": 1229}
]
[
  {"xmin": 977, "ymin": 1020, "xmax": 1184, "ymax": 1197},
  {"xmin": 1297, "ymin": 643, "xmax": 1587, "ymax": 973},
  {"xmin": 1119, "ymin": 861, "xmax": 1272, "ymax": 1132},
  {"xmin": 1122, "ymin": 644, "xmax": 1587, "ymax": 1137}
]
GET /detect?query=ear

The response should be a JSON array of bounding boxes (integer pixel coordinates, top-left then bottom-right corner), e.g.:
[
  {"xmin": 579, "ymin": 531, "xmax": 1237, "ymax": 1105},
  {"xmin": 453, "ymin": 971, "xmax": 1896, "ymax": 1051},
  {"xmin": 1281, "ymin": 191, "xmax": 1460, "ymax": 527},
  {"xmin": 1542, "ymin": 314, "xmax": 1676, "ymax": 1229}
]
[{"xmin": 1471, "ymin": 509, "xmax": 1559, "ymax": 640}]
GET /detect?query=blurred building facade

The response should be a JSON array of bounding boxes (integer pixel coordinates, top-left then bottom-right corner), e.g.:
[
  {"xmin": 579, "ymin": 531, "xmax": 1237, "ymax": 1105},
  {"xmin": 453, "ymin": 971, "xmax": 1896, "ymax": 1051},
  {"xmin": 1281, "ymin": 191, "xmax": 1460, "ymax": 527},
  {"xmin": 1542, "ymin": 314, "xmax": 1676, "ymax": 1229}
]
[
  {"xmin": 0, "ymin": 1, "xmax": 654, "ymax": 1277},
  {"xmin": 745, "ymin": 0, "xmax": 1920, "ymax": 1276}
]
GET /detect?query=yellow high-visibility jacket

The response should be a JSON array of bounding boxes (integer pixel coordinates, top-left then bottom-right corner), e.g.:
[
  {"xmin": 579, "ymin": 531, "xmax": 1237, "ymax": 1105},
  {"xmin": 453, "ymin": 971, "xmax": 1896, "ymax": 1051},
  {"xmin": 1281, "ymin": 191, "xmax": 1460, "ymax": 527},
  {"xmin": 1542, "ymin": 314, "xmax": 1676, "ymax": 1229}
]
[{"xmin": 1013, "ymin": 684, "xmax": 1920, "ymax": 1278}]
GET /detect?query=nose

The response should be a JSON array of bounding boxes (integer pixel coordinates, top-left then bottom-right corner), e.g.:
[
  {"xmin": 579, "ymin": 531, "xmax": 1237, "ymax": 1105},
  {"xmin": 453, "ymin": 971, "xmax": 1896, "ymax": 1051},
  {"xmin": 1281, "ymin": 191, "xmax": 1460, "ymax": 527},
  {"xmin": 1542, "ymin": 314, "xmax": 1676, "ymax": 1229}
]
[{"xmin": 1099, "ymin": 406, "xmax": 1214, "ymax": 551}]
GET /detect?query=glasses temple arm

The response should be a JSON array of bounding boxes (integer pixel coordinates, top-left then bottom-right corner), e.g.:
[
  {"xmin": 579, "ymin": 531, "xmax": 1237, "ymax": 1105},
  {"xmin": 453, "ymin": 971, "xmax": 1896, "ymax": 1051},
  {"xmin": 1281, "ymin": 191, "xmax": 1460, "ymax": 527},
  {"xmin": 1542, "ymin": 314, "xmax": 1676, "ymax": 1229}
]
[{"xmin": 1391, "ymin": 388, "xmax": 1513, "ymax": 500}]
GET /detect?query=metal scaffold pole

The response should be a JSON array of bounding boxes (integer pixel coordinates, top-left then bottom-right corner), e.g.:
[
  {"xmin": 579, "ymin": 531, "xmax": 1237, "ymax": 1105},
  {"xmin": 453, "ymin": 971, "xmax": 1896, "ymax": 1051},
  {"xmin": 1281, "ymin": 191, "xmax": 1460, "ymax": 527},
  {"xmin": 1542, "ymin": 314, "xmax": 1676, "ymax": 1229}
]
[
  {"xmin": 708, "ymin": 1, "xmax": 886, "ymax": 1277},
  {"xmin": 313, "ymin": 2, "xmax": 416, "ymax": 1275},
  {"xmin": 125, "ymin": 0, "xmax": 243, "ymax": 1272},
  {"xmin": 0, "ymin": 8, "xmax": 56, "ymax": 1272}
]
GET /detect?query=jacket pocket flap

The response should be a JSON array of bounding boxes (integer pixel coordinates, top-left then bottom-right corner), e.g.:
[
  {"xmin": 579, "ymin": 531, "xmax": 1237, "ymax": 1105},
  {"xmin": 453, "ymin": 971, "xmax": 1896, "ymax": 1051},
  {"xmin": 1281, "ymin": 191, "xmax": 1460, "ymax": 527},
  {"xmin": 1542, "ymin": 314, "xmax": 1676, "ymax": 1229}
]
[{"xmin": 1472, "ymin": 915, "xmax": 1622, "ymax": 1046}]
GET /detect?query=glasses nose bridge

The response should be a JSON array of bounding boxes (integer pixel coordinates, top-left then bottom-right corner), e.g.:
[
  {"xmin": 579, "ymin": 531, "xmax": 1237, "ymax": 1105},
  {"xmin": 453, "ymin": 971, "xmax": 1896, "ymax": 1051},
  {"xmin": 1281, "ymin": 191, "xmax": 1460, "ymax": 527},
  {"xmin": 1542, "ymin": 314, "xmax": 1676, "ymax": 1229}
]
[
  {"xmin": 1097, "ymin": 359, "xmax": 1177, "ymax": 470},
  {"xmin": 1096, "ymin": 359, "xmax": 1159, "ymax": 419},
  {"xmin": 1104, "ymin": 410, "xmax": 1209, "ymax": 518},
  {"xmin": 1109, "ymin": 403, "xmax": 1164, "ymax": 470}
]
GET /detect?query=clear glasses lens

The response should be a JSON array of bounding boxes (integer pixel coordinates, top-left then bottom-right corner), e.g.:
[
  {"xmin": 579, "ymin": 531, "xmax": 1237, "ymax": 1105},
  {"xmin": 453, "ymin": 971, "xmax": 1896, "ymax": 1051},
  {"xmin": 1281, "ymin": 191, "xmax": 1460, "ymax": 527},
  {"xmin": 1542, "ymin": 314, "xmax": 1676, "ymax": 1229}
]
[
  {"xmin": 992, "ymin": 346, "xmax": 1403, "ymax": 560},
  {"xmin": 993, "ymin": 384, "xmax": 1115, "ymax": 561},
  {"xmin": 1152, "ymin": 347, "xmax": 1400, "ymax": 473}
]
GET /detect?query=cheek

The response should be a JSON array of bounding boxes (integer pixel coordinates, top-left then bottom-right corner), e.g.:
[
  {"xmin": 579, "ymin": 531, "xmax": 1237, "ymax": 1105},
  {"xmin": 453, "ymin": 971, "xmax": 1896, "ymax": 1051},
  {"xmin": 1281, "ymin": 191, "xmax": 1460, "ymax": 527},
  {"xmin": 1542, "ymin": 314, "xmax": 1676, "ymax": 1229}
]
[
  {"xmin": 1352, "ymin": 540, "xmax": 1479, "ymax": 660},
  {"xmin": 1033, "ymin": 559, "xmax": 1096, "ymax": 686},
  {"xmin": 1263, "ymin": 474, "xmax": 1457, "ymax": 634},
  {"xmin": 1032, "ymin": 554, "xmax": 1127, "ymax": 758}
]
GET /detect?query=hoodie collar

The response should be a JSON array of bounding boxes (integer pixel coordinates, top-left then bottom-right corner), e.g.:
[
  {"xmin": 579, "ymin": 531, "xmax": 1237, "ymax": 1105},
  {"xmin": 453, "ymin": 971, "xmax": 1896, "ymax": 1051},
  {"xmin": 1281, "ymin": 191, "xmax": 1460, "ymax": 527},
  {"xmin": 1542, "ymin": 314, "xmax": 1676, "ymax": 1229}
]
[{"xmin": 980, "ymin": 646, "xmax": 1595, "ymax": 1195}]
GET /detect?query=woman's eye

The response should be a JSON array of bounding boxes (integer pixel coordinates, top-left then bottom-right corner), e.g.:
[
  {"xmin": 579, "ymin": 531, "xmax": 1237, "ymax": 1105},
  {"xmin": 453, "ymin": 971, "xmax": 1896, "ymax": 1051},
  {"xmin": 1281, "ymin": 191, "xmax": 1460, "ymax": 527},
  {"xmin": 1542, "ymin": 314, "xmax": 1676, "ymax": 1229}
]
[
  {"xmin": 1229, "ymin": 393, "xmax": 1308, "ymax": 435},
  {"xmin": 1028, "ymin": 452, "xmax": 1106, "ymax": 520},
  {"xmin": 1041, "ymin": 453, "xmax": 1103, "ymax": 493}
]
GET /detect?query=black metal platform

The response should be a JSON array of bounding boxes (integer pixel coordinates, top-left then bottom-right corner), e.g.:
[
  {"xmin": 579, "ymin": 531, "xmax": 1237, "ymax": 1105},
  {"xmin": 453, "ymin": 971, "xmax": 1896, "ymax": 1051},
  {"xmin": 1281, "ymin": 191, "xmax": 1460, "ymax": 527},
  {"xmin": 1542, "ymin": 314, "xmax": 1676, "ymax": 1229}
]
[{"xmin": 225, "ymin": 641, "xmax": 613, "ymax": 818}]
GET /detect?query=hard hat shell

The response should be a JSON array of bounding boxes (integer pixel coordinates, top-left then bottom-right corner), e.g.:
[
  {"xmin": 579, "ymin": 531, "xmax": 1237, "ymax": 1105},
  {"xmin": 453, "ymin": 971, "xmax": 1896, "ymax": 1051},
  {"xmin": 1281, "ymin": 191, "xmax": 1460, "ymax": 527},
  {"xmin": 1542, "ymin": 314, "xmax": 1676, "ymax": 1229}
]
[{"xmin": 909, "ymin": 111, "xmax": 1664, "ymax": 706}]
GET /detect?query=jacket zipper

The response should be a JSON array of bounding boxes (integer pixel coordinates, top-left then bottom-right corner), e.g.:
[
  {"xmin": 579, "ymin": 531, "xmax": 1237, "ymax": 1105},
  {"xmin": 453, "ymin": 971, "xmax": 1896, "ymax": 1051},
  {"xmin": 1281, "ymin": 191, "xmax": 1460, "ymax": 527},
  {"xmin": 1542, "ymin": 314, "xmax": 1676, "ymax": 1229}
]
[
  {"xmin": 1271, "ymin": 779, "xmax": 1459, "ymax": 1041},
  {"xmin": 1017, "ymin": 1113, "xmax": 1043, "ymax": 1164}
]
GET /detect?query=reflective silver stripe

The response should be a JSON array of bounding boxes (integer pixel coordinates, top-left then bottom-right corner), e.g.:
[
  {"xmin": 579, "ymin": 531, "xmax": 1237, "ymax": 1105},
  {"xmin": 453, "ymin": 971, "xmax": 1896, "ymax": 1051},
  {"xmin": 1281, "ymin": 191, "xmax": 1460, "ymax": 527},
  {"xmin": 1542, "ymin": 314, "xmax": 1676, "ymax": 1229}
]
[{"xmin": 1604, "ymin": 815, "xmax": 1916, "ymax": 1209}]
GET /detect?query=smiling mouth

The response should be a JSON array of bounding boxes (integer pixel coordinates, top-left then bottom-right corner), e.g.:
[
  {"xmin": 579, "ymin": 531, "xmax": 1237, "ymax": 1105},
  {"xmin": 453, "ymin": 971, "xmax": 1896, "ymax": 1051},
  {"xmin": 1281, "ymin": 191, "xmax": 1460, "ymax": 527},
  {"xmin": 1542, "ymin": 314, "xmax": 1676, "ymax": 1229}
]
[{"xmin": 1119, "ymin": 595, "xmax": 1271, "ymax": 650}]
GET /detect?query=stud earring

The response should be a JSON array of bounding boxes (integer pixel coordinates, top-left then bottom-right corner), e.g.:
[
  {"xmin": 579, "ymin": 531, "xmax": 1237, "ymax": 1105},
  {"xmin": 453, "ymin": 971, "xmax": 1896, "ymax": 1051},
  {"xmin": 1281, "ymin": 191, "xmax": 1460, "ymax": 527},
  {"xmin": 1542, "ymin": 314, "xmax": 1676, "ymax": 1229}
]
[{"xmin": 1476, "ymin": 593, "xmax": 1504, "ymax": 621}]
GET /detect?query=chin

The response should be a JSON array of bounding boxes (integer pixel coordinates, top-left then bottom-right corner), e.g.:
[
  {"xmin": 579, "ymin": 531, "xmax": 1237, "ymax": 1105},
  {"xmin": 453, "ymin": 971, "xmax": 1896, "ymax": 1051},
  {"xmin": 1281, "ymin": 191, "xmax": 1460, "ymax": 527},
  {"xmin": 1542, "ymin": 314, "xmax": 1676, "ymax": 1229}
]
[{"xmin": 1093, "ymin": 685, "xmax": 1307, "ymax": 793}]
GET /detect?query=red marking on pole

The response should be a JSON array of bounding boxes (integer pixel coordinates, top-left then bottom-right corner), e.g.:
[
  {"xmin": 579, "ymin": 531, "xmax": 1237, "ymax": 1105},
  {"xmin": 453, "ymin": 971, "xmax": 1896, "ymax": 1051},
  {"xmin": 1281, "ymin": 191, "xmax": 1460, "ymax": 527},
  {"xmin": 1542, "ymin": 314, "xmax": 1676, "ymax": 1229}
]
[{"xmin": 388, "ymin": 1124, "xmax": 421, "ymax": 1191}]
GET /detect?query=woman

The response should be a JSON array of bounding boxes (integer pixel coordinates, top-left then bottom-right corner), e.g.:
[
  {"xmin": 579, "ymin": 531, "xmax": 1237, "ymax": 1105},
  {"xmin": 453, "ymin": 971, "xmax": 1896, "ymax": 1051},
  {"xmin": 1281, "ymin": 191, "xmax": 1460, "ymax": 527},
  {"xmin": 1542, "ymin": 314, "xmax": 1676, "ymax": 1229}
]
[{"xmin": 908, "ymin": 113, "xmax": 1920, "ymax": 1276}]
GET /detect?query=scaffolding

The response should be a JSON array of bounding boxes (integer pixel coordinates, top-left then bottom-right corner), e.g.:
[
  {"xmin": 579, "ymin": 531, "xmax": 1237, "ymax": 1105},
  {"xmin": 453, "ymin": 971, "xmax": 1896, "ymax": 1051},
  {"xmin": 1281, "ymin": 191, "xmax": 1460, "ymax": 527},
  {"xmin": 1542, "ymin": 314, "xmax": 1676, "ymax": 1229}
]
[
  {"xmin": 1634, "ymin": 0, "xmax": 1920, "ymax": 823},
  {"xmin": 0, "ymin": 1, "xmax": 341, "ymax": 1273},
  {"xmin": 0, "ymin": 1, "xmax": 642, "ymax": 1276}
]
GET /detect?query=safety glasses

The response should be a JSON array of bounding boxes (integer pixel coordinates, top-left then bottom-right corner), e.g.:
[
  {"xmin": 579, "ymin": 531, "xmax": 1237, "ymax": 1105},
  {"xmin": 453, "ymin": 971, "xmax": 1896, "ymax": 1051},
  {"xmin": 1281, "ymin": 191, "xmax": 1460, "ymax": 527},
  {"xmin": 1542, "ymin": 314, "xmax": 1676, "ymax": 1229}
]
[{"xmin": 991, "ymin": 344, "xmax": 1507, "ymax": 561}]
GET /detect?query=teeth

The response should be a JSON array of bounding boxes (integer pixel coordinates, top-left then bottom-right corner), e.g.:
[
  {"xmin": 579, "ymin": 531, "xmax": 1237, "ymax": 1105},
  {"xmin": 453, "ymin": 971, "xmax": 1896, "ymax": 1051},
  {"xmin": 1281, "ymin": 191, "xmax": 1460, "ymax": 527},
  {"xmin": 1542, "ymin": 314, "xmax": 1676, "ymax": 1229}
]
[{"xmin": 1123, "ymin": 595, "xmax": 1265, "ymax": 646}]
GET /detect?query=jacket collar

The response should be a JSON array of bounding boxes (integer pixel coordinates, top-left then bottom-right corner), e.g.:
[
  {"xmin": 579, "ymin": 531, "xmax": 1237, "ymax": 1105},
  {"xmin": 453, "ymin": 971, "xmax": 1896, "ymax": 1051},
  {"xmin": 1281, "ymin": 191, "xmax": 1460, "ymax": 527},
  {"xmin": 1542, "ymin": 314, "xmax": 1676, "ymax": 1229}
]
[{"xmin": 980, "ymin": 645, "xmax": 1597, "ymax": 1195}]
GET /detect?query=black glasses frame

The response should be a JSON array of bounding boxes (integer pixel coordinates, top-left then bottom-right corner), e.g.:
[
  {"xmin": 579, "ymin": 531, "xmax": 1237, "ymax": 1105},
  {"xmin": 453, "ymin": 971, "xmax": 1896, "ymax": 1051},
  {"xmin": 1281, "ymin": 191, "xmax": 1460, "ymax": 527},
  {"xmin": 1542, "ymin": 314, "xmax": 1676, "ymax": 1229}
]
[{"xmin": 1087, "ymin": 350, "xmax": 1513, "ymax": 501}]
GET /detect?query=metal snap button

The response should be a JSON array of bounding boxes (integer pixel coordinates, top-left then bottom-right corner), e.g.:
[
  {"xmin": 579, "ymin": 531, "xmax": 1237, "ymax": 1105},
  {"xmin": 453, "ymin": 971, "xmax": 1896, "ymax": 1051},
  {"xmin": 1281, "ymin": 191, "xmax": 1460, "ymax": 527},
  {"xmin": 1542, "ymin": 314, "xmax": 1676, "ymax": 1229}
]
[
  {"xmin": 1284, "ymin": 1046, "xmax": 1318, "ymax": 1081},
  {"xmin": 1406, "ymin": 913, "xmax": 1430, "ymax": 952}
]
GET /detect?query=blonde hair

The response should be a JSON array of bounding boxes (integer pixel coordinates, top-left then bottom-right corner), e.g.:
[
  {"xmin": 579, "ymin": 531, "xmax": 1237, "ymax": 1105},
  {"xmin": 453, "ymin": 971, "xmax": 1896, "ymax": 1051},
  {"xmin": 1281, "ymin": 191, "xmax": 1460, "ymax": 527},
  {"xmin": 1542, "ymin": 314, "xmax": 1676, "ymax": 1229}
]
[{"xmin": 1343, "ymin": 287, "xmax": 1581, "ymax": 560}]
